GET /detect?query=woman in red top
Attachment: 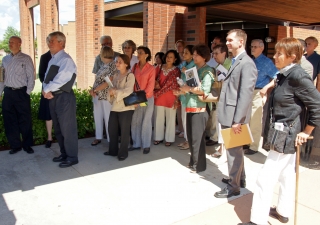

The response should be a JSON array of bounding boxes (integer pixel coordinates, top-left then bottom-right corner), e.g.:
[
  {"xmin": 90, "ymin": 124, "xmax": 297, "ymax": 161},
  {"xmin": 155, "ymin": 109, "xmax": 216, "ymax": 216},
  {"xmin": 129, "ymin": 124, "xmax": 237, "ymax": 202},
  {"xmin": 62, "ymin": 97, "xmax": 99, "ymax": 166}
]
[
  {"xmin": 130, "ymin": 46, "xmax": 156, "ymax": 154},
  {"xmin": 153, "ymin": 50, "xmax": 181, "ymax": 146}
]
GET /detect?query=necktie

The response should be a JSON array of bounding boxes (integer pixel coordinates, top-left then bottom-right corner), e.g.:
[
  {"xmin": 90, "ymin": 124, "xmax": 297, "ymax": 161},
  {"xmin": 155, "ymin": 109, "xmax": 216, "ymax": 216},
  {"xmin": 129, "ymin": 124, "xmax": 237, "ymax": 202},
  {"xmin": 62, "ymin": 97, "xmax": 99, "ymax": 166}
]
[{"xmin": 232, "ymin": 58, "xmax": 236, "ymax": 65}]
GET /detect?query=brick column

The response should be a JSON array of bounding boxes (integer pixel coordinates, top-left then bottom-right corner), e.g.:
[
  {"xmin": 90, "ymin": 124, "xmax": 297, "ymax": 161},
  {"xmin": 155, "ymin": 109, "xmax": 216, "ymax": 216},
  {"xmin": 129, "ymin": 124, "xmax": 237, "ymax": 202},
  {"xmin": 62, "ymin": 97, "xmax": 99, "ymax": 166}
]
[
  {"xmin": 19, "ymin": 0, "xmax": 35, "ymax": 63},
  {"xmin": 143, "ymin": 3, "xmax": 186, "ymax": 59},
  {"xmin": 39, "ymin": 0, "xmax": 59, "ymax": 56},
  {"xmin": 182, "ymin": 7, "xmax": 206, "ymax": 45},
  {"xmin": 76, "ymin": 0, "xmax": 104, "ymax": 89},
  {"xmin": 143, "ymin": 3, "xmax": 206, "ymax": 62}
]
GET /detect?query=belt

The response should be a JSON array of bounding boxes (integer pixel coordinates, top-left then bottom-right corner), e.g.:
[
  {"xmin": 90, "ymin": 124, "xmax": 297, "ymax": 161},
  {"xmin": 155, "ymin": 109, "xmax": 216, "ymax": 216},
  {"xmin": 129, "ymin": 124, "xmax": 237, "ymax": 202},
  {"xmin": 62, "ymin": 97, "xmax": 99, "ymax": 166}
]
[
  {"xmin": 6, "ymin": 86, "xmax": 25, "ymax": 90},
  {"xmin": 51, "ymin": 90, "xmax": 64, "ymax": 96},
  {"xmin": 254, "ymin": 87, "xmax": 262, "ymax": 90}
]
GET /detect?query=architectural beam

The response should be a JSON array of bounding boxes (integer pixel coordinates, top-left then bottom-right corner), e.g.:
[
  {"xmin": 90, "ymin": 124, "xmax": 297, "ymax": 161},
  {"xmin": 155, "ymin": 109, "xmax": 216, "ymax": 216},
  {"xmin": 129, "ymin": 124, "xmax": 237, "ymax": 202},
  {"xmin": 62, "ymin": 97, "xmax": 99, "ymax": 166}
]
[
  {"xmin": 105, "ymin": 3, "xmax": 143, "ymax": 19},
  {"xmin": 105, "ymin": 19, "xmax": 143, "ymax": 28}
]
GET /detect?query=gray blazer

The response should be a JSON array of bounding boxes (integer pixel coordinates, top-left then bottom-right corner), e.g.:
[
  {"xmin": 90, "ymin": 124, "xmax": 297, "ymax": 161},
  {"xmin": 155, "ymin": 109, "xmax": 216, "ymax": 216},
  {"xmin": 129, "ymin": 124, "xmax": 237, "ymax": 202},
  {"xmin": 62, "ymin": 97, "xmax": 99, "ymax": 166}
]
[{"xmin": 218, "ymin": 51, "xmax": 258, "ymax": 127}]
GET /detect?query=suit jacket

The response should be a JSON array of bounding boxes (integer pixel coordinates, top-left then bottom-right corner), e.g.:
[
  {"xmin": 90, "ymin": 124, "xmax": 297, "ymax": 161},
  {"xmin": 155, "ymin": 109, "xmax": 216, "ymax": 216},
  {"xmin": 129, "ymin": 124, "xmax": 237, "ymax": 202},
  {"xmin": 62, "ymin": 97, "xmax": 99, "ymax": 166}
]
[
  {"xmin": 218, "ymin": 51, "xmax": 258, "ymax": 127},
  {"xmin": 39, "ymin": 51, "xmax": 52, "ymax": 83}
]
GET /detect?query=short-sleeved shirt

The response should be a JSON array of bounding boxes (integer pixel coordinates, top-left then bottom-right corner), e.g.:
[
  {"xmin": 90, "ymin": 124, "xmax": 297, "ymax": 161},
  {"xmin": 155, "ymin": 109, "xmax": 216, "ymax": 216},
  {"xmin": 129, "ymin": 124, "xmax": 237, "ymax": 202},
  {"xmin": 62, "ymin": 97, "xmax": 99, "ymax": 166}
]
[
  {"xmin": 253, "ymin": 54, "xmax": 278, "ymax": 88},
  {"xmin": 305, "ymin": 51, "xmax": 320, "ymax": 80}
]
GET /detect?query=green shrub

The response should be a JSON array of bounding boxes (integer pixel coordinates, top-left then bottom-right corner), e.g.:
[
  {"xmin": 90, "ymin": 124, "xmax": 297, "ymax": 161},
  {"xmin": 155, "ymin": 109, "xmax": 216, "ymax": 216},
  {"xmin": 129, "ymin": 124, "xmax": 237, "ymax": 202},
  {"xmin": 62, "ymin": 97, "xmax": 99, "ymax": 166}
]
[{"xmin": 0, "ymin": 89, "xmax": 94, "ymax": 147}]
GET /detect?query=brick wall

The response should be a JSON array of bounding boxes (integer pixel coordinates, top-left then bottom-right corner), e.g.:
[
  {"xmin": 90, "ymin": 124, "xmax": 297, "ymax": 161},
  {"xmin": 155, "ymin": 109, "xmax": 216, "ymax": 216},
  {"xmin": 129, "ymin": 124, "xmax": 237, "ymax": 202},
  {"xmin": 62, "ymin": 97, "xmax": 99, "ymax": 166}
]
[
  {"xmin": 19, "ymin": 0, "xmax": 35, "ymax": 64},
  {"xmin": 39, "ymin": 0, "xmax": 59, "ymax": 56},
  {"xmin": 268, "ymin": 25, "xmax": 320, "ymax": 58},
  {"xmin": 75, "ymin": 0, "xmax": 104, "ymax": 89}
]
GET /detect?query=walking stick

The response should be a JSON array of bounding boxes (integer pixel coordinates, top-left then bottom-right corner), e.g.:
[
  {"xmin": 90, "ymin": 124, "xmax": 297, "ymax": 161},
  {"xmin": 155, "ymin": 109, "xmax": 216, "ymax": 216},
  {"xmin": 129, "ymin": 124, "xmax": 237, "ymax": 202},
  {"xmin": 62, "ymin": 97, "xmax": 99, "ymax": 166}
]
[{"xmin": 294, "ymin": 136, "xmax": 313, "ymax": 225}]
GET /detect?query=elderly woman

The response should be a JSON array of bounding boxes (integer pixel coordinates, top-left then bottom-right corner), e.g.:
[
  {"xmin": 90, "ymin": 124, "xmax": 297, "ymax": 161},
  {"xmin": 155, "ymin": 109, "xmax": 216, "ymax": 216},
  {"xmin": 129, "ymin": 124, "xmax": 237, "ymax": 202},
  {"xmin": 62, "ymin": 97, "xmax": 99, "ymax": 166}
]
[
  {"xmin": 122, "ymin": 40, "xmax": 139, "ymax": 69},
  {"xmin": 239, "ymin": 38, "xmax": 320, "ymax": 225},
  {"xmin": 131, "ymin": 46, "xmax": 155, "ymax": 154},
  {"xmin": 153, "ymin": 50, "xmax": 181, "ymax": 146},
  {"xmin": 89, "ymin": 46, "xmax": 117, "ymax": 146},
  {"xmin": 179, "ymin": 44, "xmax": 214, "ymax": 173},
  {"xmin": 105, "ymin": 54, "xmax": 135, "ymax": 161}
]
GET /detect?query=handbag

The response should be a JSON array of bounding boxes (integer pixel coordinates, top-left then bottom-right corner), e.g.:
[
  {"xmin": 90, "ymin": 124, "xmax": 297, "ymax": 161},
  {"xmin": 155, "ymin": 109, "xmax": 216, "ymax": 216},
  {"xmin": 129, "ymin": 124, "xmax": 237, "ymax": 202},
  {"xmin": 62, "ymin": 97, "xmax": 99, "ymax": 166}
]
[
  {"xmin": 123, "ymin": 63, "xmax": 148, "ymax": 106},
  {"xmin": 262, "ymin": 80, "xmax": 298, "ymax": 153},
  {"xmin": 198, "ymin": 68, "xmax": 219, "ymax": 103}
]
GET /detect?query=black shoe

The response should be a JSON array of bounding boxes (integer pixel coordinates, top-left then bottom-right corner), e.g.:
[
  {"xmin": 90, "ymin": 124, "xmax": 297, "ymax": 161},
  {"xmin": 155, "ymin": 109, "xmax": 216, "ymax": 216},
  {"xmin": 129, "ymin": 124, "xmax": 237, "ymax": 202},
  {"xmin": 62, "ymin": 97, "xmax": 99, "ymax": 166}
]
[
  {"xmin": 222, "ymin": 178, "xmax": 246, "ymax": 188},
  {"xmin": 9, "ymin": 148, "xmax": 22, "ymax": 154},
  {"xmin": 243, "ymin": 145, "xmax": 250, "ymax": 149},
  {"xmin": 238, "ymin": 222, "xmax": 257, "ymax": 225},
  {"xmin": 129, "ymin": 147, "xmax": 141, "ymax": 151},
  {"xmin": 104, "ymin": 151, "xmax": 116, "ymax": 156},
  {"xmin": 214, "ymin": 187, "xmax": 240, "ymax": 198},
  {"xmin": 53, "ymin": 155, "xmax": 67, "ymax": 162},
  {"xmin": 206, "ymin": 140, "xmax": 218, "ymax": 146},
  {"xmin": 23, "ymin": 146, "xmax": 34, "ymax": 154},
  {"xmin": 45, "ymin": 140, "xmax": 52, "ymax": 148},
  {"xmin": 244, "ymin": 149, "xmax": 258, "ymax": 155},
  {"xmin": 269, "ymin": 207, "xmax": 289, "ymax": 223},
  {"xmin": 118, "ymin": 156, "xmax": 127, "ymax": 161},
  {"xmin": 143, "ymin": 148, "xmax": 150, "ymax": 154},
  {"xmin": 59, "ymin": 160, "xmax": 78, "ymax": 168}
]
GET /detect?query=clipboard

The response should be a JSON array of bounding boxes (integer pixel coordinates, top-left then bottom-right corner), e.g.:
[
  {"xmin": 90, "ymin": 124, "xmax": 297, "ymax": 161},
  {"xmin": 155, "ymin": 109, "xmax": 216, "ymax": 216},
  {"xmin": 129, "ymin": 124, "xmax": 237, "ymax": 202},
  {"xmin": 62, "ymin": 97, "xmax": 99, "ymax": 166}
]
[
  {"xmin": 221, "ymin": 124, "xmax": 254, "ymax": 149},
  {"xmin": 44, "ymin": 65, "xmax": 76, "ymax": 92}
]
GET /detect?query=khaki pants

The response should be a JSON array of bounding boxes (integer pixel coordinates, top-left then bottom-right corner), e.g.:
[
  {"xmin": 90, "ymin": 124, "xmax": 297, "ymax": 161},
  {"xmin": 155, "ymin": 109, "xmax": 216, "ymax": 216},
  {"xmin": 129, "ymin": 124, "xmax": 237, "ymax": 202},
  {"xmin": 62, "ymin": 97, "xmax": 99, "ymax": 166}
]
[{"xmin": 250, "ymin": 90, "xmax": 263, "ymax": 151}]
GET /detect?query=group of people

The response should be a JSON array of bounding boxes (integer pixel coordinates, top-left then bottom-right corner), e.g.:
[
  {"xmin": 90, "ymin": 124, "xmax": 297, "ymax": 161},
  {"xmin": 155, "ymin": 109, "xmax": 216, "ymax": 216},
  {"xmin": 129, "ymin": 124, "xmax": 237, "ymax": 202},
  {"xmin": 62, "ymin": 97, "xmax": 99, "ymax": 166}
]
[{"xmin": 1, "ymin": 28, "xmax": 320, "ymax": 225}]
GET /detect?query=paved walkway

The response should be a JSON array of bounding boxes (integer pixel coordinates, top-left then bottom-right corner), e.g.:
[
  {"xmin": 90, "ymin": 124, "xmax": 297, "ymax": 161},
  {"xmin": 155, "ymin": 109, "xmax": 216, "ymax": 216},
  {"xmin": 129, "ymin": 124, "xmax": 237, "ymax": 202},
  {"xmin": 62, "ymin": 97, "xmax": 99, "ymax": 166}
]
[{"xmin": 0, "ymin": 137, "xmax": 319, "ymax": 225}]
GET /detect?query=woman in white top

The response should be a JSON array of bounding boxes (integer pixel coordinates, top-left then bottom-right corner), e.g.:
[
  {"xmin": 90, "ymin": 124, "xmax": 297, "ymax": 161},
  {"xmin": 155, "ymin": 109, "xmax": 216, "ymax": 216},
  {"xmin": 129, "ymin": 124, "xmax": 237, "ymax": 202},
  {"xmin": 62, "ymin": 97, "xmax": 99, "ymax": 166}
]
[
  {"xmin": 105, "ymin": 54, "xmax": 135, "ymax": 161},
  {"xmin": 122, "ymin": 40, "xmax": 139, "ymax": 69}
]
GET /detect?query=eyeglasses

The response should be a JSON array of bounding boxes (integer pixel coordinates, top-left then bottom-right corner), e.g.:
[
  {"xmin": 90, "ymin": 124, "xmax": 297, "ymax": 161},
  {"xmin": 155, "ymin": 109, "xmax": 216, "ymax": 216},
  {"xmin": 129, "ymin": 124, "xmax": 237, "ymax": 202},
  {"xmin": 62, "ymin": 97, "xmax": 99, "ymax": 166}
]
[
  {"xmin": 212, "ymin": 52, "xmax": 221, "ymax": 55},
  {"xmin": 250, "ymin": 46, "xmax": 259, "ymax": 49},
  {"xmin": 123, "ymin": 46, "xmax": 132, "ymax": 49},
  {"xmin": 211, "ymin": 41, "xmax": 217, "ymax": 45}
]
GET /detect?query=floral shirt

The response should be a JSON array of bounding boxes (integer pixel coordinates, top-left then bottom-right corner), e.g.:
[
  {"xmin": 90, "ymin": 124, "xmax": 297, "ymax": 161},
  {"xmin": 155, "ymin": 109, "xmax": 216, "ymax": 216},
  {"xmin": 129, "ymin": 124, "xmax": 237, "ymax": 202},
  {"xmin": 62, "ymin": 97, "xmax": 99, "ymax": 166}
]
[{"xmin": 93, "ymin": 61, "xmax": 117, "ymax": 100}]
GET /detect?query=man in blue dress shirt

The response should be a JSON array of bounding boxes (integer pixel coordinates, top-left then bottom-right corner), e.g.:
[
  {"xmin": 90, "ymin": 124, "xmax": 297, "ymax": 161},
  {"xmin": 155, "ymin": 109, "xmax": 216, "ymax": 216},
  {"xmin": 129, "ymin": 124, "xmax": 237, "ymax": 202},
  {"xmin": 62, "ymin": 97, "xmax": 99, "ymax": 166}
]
[
  {"xmin": 42, "ymin": 31, "xmax": 78, "ymax": 168},
  {"xmin": 244, "ymin": 39, "xmax": 278, "ymax": 155}
]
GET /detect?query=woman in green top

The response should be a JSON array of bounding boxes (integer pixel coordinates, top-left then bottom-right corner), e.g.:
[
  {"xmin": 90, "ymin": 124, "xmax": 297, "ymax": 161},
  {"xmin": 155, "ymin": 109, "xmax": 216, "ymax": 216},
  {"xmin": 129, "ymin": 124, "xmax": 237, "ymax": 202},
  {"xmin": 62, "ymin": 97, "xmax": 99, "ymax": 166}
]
[
  {"xmin": 179, "ymin": 44, "xmax": 214, "ymax": 173},
  {"xmin": 175, "ymin": 45, "xmax": 195, "ymax": 150}
]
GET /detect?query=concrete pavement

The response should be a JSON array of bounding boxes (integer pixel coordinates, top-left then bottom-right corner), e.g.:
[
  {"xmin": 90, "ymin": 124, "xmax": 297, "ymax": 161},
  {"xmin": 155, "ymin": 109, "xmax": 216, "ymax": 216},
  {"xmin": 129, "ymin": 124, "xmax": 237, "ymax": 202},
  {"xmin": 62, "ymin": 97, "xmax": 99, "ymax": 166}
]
[{"xmin": 0, "ymin": 137, "xmax": 319, "ymax": 225}]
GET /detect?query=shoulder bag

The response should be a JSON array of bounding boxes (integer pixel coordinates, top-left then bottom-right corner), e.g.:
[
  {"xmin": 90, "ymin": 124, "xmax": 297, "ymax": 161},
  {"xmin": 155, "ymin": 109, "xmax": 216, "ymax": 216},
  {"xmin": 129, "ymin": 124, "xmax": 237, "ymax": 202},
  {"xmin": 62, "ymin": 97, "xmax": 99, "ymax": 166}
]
[
  {"xmin": 123, "ymin": 63, "xmax": 148, "ymax": 106},
  {"xmin": 262, "ymin": 77, "xmax": 299, "ymax": 153},
  {"xmin": 198, "ymin": 68, "xmax": 219, "ymax": 103}
]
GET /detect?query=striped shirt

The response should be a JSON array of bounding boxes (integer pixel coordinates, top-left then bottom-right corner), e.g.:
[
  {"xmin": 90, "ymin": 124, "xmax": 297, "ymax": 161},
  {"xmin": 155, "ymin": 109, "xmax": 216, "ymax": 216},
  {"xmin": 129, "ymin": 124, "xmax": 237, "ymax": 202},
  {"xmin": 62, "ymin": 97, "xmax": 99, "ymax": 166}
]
[
  {"xmin": 1, "ymin": 51, "xmax": 35, "ymax": 95},
  {"xmin": 43, "ymin": 50, "xmax": 77, "ymax": 93}
]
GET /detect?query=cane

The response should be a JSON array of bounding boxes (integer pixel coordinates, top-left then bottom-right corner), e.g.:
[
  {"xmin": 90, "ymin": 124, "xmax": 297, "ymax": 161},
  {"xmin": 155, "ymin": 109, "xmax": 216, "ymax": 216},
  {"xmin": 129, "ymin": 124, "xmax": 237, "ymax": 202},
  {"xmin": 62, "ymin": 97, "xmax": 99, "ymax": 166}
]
[{"xmin": 294, "ymin": 136, "xmax": 313, "ymax": 225}]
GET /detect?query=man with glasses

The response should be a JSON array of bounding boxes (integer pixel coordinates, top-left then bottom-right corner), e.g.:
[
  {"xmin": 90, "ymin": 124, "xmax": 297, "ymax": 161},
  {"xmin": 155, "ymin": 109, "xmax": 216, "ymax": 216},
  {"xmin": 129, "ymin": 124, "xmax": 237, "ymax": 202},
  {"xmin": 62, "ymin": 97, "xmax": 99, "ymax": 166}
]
[
  {"xmin": 207, "ymin": 36, "xmax": 223, "ymax": 68},
  {"xmin": 244, "ymin": 39, "xmax": 278, "ymax": 155},
  {"xmin": 92, "ymin": 35, "xmax": 120, "ymax": 74}
]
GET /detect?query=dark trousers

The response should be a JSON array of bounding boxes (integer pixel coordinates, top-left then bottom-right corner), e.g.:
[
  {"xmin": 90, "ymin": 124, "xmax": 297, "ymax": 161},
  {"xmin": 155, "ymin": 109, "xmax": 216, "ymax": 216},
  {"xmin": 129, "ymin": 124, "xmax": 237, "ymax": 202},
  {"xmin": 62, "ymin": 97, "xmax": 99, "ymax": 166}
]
[
  {"xmin": 186, "ymin": 112, "xmax": 209, "ymax": 172},
  {"xmin": 49, "ymin": 91, "xmax": 78, "ymax": 161},
  {"xmin": 2, "ymin": 87, "xmax": 33, "ymax": 149},
  {"xmin": 221, "ymin": 125, "xmax": 246, "ymax": 192},
  {"xmin": 108, "ymin": 110, "xmax": 134, "ymax": 158}
]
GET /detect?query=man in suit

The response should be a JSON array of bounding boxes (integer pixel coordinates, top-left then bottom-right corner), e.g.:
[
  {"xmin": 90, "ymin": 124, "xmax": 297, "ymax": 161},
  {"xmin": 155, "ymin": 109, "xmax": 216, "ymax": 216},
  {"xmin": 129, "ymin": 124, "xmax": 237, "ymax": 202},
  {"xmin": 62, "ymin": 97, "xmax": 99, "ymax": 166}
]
[{"xmin": 214, "ymin": 29, "xmax": 258, "ymax": 198}]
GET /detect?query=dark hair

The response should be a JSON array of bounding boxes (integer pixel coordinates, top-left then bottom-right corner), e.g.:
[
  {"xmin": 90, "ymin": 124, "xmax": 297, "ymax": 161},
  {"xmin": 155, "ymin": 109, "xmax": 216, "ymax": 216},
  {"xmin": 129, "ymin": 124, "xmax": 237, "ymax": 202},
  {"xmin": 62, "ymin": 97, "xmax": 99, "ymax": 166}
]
[
  {"xmin": 192, "ymin": 44, "xmax": 211, "ymax": 62},
  {"xmin": 117, "ymin": 54, "xmax": 131, "ymax": 70},
  {"xmin": 155, "ymin": 52, "xmax": 165, "ymax": 64},
  {"xmin": 212, "ymin": 44, "xmax": 228, "ymax": 59},
  {"xmin": 184, "ymin": 45, "xmax": 194, "ymax": 54},
  {"xmin": 137, "ymin": 46, "xmax": 152, "ymax": 62},
  {"xmin": 164, "ymin": 49, "xmax": 181, "ymax": 66}
]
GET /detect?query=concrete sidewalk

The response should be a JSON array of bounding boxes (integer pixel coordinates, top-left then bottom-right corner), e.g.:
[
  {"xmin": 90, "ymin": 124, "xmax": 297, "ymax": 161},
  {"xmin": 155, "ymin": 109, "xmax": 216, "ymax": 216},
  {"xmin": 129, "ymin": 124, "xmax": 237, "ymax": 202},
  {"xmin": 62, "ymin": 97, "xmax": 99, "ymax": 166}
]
[{"xmin": 0, "ymin": 137, "xmax": 319, "ymax": 225}]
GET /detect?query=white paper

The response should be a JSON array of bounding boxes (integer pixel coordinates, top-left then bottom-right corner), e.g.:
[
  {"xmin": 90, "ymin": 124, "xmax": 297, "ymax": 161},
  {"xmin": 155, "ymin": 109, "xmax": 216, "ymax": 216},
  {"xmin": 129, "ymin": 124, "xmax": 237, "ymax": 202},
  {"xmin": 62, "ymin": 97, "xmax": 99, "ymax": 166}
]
[
  {"xmin": 185, "ymin": 67, "xmax": 200, "ymax": 87},
  {"xmin": 216, "ymin": 64, "xmax": 228, "ymax": 81},
  {"xmin": 104, "ymin": 76, "xmax": 113, "ymax": 88}
]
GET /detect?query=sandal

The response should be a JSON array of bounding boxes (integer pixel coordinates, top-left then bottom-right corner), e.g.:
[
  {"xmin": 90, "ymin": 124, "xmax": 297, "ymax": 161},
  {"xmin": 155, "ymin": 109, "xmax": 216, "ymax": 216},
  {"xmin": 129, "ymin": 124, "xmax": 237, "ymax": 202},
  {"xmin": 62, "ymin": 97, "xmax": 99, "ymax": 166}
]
[
  {"xmin": 179, "ymin": 142, "xmax": 189, "ymax": 150},
  {"xmin": 177, "ymin": 142, "xmax": 184, "ymax": 147},
  {"xmin": 154, "ymin": 140, "xmax": 163, "ymax": 145},
  {"xmin": 178, "ymin": 132, "xmax": 184, "ymax": 138},
  {"xmin": 211, "ymin": 151, "xmax": 222, "ymax": 158},
  {"xmin": 91, "ymin": 139, "xmax": 101, "ymax": 146},
  {"xmin": 165, "ymin": 142, "xmax": 171, "ymax": 147}
]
